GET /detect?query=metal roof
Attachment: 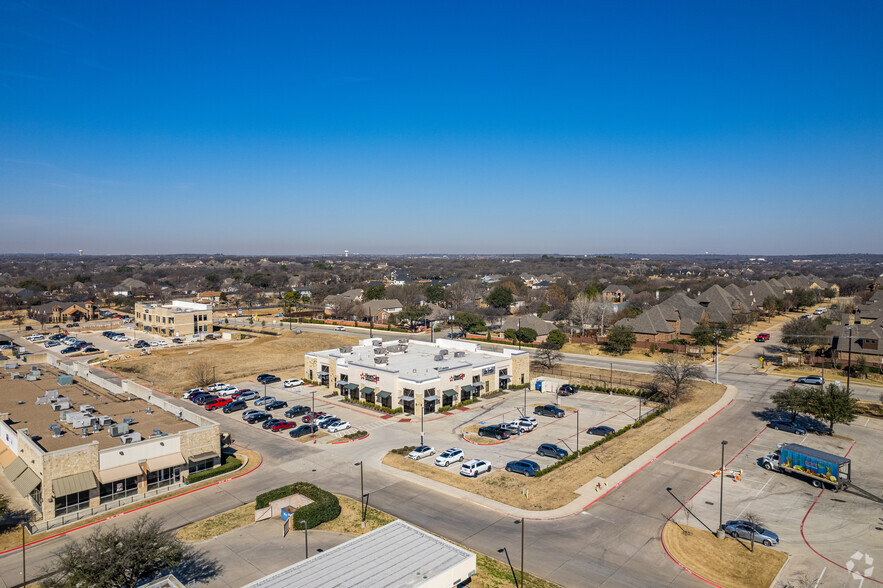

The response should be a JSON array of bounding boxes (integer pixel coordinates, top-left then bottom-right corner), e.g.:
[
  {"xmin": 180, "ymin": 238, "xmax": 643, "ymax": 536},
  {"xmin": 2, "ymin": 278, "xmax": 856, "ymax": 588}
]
[
  {"xmin": 4, "ymin": 457, "xmax": 27, "ymax": 482},
  {"xmin": 52, "ymin": 471, "xmax": 97, "ymax": 497},
  {"xmin": 12, "ymin": 467, "xmax": 40, "ymax": 496},
  {"xmin": 243, "ymin": 520, "xmax": 475, "ymax": 588}
]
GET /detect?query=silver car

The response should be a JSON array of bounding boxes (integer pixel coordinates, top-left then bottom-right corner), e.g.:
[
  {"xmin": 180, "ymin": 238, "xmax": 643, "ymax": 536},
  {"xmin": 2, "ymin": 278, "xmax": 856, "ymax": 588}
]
[{"xmin": 722, "ymin": 520, "xmax": 779, "ymax": 546}]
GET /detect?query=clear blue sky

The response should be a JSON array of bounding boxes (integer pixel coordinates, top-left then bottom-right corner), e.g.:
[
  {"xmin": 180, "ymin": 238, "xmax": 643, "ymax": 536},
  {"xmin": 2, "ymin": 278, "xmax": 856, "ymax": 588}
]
[{"xmin": 1, "ymin": 1, "xmax": 881, "ymax": 255}]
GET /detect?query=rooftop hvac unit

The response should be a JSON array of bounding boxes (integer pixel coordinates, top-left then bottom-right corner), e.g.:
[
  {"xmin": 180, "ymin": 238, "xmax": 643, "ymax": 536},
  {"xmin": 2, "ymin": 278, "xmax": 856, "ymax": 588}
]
[
  {"xmin": 339, "ymin": 346, "xmax": 353, "ymax": 353},
  {"xmin": 56, "ymin": 374, "xmax": 73, "ymax": 386},
  {"xmin": 120, "ymin": 432, "xmax": 142, "ymax": 445},
  {"xmin": 79, "ymin": 405, "xmax": 94, "ymax": 413},
  {"xmin": 374, "ymin": 356, "xmax": 388, "ymax": 364},
  {"xmin": 98, "ymin": 415, "xmax": 113, "ymax": 426},
  {"xmin": 372, "ymin": 339, "xmax": 382, "ymax": 346},
  {"xmin": 26, "ymin": 374, "xmax": 38, "ymax": 381},
  {"xmin": 61, "ymin": 410, "xmax": 84, "ymax": 423},
  {"xmin": 123, "ymin": 417, "xmax": 135, "ymax": 425},
  {"xmin": 71, "ymin": 415, "xmax": 96, "ymax": 429},
  {"xmin": 92, "ymin": 421, "xmax": 100, "ymax": 433},
  {"xmin": 439, "ymin": 349, "xmax": 448, "ymax": 355},
  {"xmin": 108, "ymin": 423, "xmax": 130, "ymax": 437},
  {"xmin": 433, "ymin": 354, "xmax": 444, "ymax": 361},
  {"xmin": 454, "ymin": 351, "xmax": 466, "ymax": 357},
  {"xmin": 51, "ymin": 399, "xmax": 72, "ymax": 411},
  {"xmin": 49, "ymin": 424, "xmax": 63, "ymax": 438},
  {"xmin": 398, "ymin": 339, "xmax": 409, "ymax": 344}
]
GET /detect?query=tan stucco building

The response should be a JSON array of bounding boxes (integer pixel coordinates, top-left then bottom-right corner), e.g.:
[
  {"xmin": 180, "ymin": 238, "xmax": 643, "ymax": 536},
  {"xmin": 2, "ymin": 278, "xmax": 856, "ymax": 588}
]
[
  {"xmin": 135, "ymin": 300, "xmax": 212, "ymax": 337},
  {"xmin": 305, "ymin": 338, "xmax": 529, "ymax": 415}
]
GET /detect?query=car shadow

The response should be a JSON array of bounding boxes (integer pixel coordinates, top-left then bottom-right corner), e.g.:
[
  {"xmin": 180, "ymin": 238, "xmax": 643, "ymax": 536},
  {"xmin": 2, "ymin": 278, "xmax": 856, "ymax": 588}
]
[{"xmin": 750, "ymin": 407, "xmax": 827, "ymax": 435}]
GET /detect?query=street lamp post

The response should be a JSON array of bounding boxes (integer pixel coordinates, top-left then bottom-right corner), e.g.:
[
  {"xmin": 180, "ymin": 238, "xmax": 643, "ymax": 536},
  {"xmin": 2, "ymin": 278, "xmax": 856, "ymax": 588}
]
[
  {"xmin": 718, "ymin": 440, "xmax": 728, "ymax": 537},
  {"xmin": 517, "ymin": 318, "xmax": 521, "ymax": 350},
  {"xmin": 420, "ymin": 404, "xmax": 424, "ymax": 446},
  {"xmin": 515, "ymin": 518, "xmax": 524, "ymax": 587},
  {"xmin": 311, "ymin": 390, "xmax": 316, "ymax": 442},
  {"xmin": 354, "ymin": 461, "xmax": 365, "ymax": 528},
  {"xmin": 299, "ymin": 520, "xmax": 309, "ymax": 559},
  {"xmin": 846, "ymin": 322, "xmax": 853, "ymax": 395},
  {"xmin": 714, "ymin": 329, "xmax": 721, "ymax": 384}
]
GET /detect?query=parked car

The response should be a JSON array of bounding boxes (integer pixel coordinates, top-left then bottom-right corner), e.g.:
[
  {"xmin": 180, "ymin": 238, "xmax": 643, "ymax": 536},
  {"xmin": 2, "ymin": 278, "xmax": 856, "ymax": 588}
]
[
  {"xmin": 289, "ymin": 424, "xmax": 318, "ymax": 438},
  {"xmin": 478, "ymin": 425, "xmax": 511, "ymax": 440},
  {"xmin": 319, "ymin": 418, "xmax": 342, "ymax": 430},
  {"xmin": 335, "ymin": 326, "xmax": 346, "ymax": 331},
  {"xmin": 256, "ymin": 373, "xmax": 273, "ymax": 382},
  {"xmin": 755, "ymin": 333, "xmax": 770, "ymax": 342},
  {"xmin": 234, "ymin": 390, "xmax": 259, "ymax": 402},
  {"xmin": 207, "ymin": 383, "xmax": 229, "ymax": 392},
  {"xmin": 537, "ymin": 443, "xmax": 568, "ymax": 459},
  {"xmin": 271, "ymin": 420, "xmax": 297, "ymax": 432},
  {"xmin": 246, "ymin": 412, "xmax": 271, "ymax": 424},
  {"xmin": 133, "ymin": 340, "xmax": 149, "ymax": 349},
  {"xmin": 434, "ymin": 448, "xmax": 465, "ymax": 467},
  {"xmin": 172, "ymin": 337, "xmax": 184, "ymax": 344},
  {"xmin": 314, "ymin": 414, "xmax": 337, "ymax": 426},
  {"xmin": 407, "ymin": 446, "xmax": 435, "ymax": 460},
  {"xmin": 217, "ymin": 386, "xmax": 240, "ymax": 397},
  {"xmin": 195, "ymin": 394, "xmax": 219, "ymax": 406},
  {"xmin": 283, "ymin": 379, "xmax": 304, "ymax": 388},
  {"xmin": 517, "ymin": 417, "xmax": 538, "ymax": 431},
  {"xmin": 205, "ymin": 398, "xmax": 233, "ymax": 411},
  {"xmin": 260, "ymin": 375, "xmax": 281, "ymax": 384},
  {"xmin": 534, "ymin": 404, "xmax": 565, "ymax": 418},
  {"xmin": 795, "ymin": 376, "xmax": 824, "ymax": 386},
  {"xmin": 768, "ymin": 420, "xmax": 807, "ymax": 435},
  {"xmin": 189, "ymin": 392, "xmax": 211, "ymax": 403},
  {"xmin": 722, "ymin": 520, "xmax": 779, "ymax": 546},
  {"xmin": 262, "ymin": 418, "xmax": 286, "ymax": 430},
  {"xmin": 285, "ymin": 405, "xmax": 310, "ymax": 418},
  {"xmin": 45, "ymin": 340, "xmax": 61, "ymax": 348},
  {"xmin": 60, "ymin": 346, "xmax": 78, "ymax": 354},
  {"xmin": 302, "ymin": 411, "xmax": 326, "ymax": 423},
  {"xmin": 265, "ymin": 400, "xmax": 288, "ymax": 411},
  {"xmin": 327, "ymin": 421, "xmax": 351, "ymax": 433},
  {"xmin": 82, "ymin": 346, "xmax": 100, "ymax": 353},
  {"xmin": 558, "ymin": 384, "xmax": 577, "ymax": 396},
  {"xmin": 242, "ymin": 409, "xmax": 262, "ymax": 420},
  {"xmin": 254, "ymin": 396, "xmax": 276, "ymax": 406},
  {"xmin": 223, "ymin": 400, "xmax": 248, "ymax": 413},
  {"xmin": 460, "ymin": 459, "xmax": 492, "ymax": 477},
  {"xmin": 505, "ymin": 460, "xmax": 541, "ymax": 477},
  {"xmin": 183, "ymin": 388, "xmax": 204, "ymax": 400},
  {"xmin": 587, "ymin": 425, "xmax": 616, "ymax": 437},
  {"xmin": 500, "ymin": 421, "xmax": 524, "ymax": 434}
]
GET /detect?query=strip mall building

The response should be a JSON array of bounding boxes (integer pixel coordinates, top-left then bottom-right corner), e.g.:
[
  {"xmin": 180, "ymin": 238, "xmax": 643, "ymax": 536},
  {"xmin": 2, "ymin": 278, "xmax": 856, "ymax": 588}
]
[{"xmin": 305, "ymin": 338, "xmax": 529, "ymax": 414}]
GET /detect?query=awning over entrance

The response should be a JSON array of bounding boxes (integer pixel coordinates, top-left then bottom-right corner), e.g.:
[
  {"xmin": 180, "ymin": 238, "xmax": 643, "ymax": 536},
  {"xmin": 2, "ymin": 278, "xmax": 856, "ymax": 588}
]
[
  {"xmin": 52, "ymin": 471, "xmax": 97, "ymax": 497},
  {"xmin": 3, "ymin": 457, "xmax": 27, "ymax": 482},
  {"xmin": 188, "ymin": 452, "xmax": 218, "ymax": 464},
  {"xmin": 98, "ymin": 463, "xmax": 142, "ymax": 484},
  {"xmin": 0, "ymin": 448, "xmax": 17, "ymax": 469},
  {"xmin": 343, "ymin": 383, "xmax": 359, "ymax": 391},
  {"xmin": 499, "ymin": 374, "xmax": 512, "ymax": 381},
  {"xmin": 424, "ymin": 395, "xmax": 440, "ymax": 402},
  {"xmin": 361, "ymin": 387, "xmax": 375, "ymax": 395},
  {"xmin": 12, "ymin": 468, "xmax": 40, "ymax": 497},
  {"xmin": 460, "ymin": 385, "xmax": 475, "ymax": 393},
  {"xmin": 335, "ymin": 380, "xmax": 349, "ymax": 386},
  {"xmin": 377, "ymin": 391, "xmax": 392, "ymax": 399},
  {"xmin": 145, "ymin": 453, "xmax": 186, "ymax": 472},
  {"xmin": 442, "ymin": 389, "xmax": 457, "ymax": 398}
]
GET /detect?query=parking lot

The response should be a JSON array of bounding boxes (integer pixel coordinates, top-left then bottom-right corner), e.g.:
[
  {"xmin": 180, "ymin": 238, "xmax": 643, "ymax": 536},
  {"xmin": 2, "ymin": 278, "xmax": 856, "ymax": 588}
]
[{"xmin": 681, "ymin": 425, "xmax": 883, "ymax": 586}]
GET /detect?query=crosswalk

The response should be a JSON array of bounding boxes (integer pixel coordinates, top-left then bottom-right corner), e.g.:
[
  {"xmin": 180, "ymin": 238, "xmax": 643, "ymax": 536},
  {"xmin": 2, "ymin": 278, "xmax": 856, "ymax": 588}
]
[{"xmin": 328, "ymin": 420, "xmax": 390, "ymax": 438}]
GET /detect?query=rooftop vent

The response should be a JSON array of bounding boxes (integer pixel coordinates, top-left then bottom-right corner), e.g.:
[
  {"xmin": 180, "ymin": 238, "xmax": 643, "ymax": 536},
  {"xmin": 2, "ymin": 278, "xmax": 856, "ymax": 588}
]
[
  {"xmin": 374, "ymin": 356, "xmax": 388, "ymax": 364},
  {"xmin": 151, "ymin": 429, "xmax": 167, "ymax": 438},
  {"xmin": 439, "ymin": 349, "xmax": 448, "ymax": 355},
  {"xmin": 454, "ymin": 351, "xmax": 466, "ymax": 358},
  {"xmin": 398, "ymin": 339, "xmax": 409, "ymax": 344},
  {"xmin": 145, "ymin": 407, "xmax": 152, "ymax": 415},
  {"xmin": 433, "ymin": 354, "xmax": 444, "ymax": 361},
  {"xmin": 49, "ymin": 424, "xmax": 63, "ymax": 438},
  {"xmin": 80, "ymin": 427, "xmax": 89, "ymax": 438},
  {"xmin": 372, "ymin": 340, "xmax": 382, "ymax": 346},
  {"xmin": 123, "ymin": 417, "xmax": 135, "ymax": 425},
  {"xmin": 339, "ymin": 346, "xmax": 353, "ymax": 353}
]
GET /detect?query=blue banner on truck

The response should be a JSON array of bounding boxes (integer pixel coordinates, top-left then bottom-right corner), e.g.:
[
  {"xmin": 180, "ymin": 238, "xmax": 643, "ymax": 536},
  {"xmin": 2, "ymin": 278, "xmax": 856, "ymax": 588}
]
[{"xmin": 780, "ymin": 446, "xmax": 840, "ymax": 480}]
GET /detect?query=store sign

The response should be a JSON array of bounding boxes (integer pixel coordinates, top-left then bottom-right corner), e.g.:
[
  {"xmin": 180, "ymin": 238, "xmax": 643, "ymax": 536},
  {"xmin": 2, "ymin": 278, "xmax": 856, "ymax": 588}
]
[
  {"xmin": 361, "ymin": 373, "xmax": 379, "ymax": 383},
  {"xmin": 449, "ymin": 373, "xmax": 465, "ymax": 382},
  {"xmin": 481, "ymin": 366, "xmax": 495, "ymax": 376}
]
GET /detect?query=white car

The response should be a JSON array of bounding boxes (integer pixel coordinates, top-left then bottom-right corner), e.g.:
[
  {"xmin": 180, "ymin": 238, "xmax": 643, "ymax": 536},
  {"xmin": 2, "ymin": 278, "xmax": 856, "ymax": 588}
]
[
  {"xmin": 335, "ymin": 326, "xmax": 346, "ymax": 331},
  {"xmin": 283, "ymin": 379, "xmax": 304, "ymax": 388},
  {"xmin": 327, "ymin": 421, "xmax": 351, "ymax": 433},
  {"xmin": 314, "ymin": 414, "xmax": 337, "ymax": 425},
  {"xmin": 156, "ymin": 340, "xmax": 168, "ymax": 346},
  {"xmin": 517, "ymin": 417, "xmax": 537, "ymax": 431},
  {"xmin": 460, "ymin": 459, "xmax": 492, "ymax": 477},
  {"xmin": 183, "ymin": 388, "xmax": 204, "ymax": 400},
  {"xmin": 435, "ymin": 448, "xmax": 465, "ymax": 467},
  {"xmin": 218, "ymin": 386, "xmax": 240, "ymax": 397},
  {"xmin": 207, "ymin": 383, "xmax": 228, "ymax": 392},
  {"xmin": 407, "ymin": 445, "xmax": 435, "ymax": 460}
]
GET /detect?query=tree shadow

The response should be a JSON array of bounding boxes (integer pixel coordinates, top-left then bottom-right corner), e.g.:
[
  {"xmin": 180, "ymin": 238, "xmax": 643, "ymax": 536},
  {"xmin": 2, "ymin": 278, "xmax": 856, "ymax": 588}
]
[
  {"xmin": 750, "ymin": 407, "xmax": 827, "ymax": 434},
  {"xmin": 170, "ymin": 547, "xmax": 224, "ymax": 585},
  {"xmin": 0, "ymin": 506, "xmax": 37, "ymax": 534}
]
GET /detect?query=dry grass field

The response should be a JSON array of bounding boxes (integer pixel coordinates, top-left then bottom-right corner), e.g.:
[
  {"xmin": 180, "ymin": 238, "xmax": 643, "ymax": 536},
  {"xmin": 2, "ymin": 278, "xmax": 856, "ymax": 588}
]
[
  {"xmin": 387, "ymin": 380, "xmax": 725, "ymax": 510},
  {"xmin": 105, "ymin": 331, "xmax": 358, "ymax": 395},
  {"xmin": 662, "ymin": 523, "xmax": 788, "ymax": 588}
]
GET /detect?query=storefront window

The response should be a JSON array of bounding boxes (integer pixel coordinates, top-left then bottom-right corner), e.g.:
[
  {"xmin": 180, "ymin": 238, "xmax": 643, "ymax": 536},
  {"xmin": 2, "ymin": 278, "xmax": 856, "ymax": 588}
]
[
  {"xmin": 100, "ymin": 476, "xmax": 139, "ymax": 503},
  {"xmin": 55, "ymin": 490, "xmax": 90, "ymax": 516},
  {"xmin": 147, "ymin": 466, "xmax": 180, "ymax": 491}
]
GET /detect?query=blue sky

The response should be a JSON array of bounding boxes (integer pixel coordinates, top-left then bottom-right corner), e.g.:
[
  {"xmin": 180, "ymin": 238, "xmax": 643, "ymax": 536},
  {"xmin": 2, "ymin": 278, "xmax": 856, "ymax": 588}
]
[{"xmin": 1, "ymin": 1, "xmax": 881, "ymax": 255}]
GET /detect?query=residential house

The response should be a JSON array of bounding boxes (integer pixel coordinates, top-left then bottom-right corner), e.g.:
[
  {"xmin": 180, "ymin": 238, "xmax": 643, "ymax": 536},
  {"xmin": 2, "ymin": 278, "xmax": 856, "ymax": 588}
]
[
  {"xmin": 32, "ymin": 301, "xmax": 99, "ymax": 324},
  {"xmin": 615, "ymin": 305, "xmax": 681, "ymax": 343},
  {"xmin": 500, "ymin": 315, "xmax": 556, "ymax": 343},
  {"xmin": 658, "ymin": 293, "xmax": 709, "ymax": 337},
  {"xmin": 828, "ymin": 322, "xmax": 883, "ymax": 366},
  {"xmin": 357, "ymin": 299, "xmax": 403, "ymax": 324},
  {"xmin": 602, "ymin": 285, "xmax": 633, "ymax": 304}
]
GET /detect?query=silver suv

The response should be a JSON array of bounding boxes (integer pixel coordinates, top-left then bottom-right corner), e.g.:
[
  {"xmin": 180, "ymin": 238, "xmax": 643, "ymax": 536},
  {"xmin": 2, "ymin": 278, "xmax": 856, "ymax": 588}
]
[{"xmin": 435, "ymin": 448, "xmax": 465, "ymax": 467}]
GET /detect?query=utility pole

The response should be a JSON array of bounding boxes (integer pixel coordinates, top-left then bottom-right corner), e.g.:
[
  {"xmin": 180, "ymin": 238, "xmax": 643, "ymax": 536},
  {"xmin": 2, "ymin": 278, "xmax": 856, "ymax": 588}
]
[
  {"xmin": 354, "ymin": 461, "xmax": 365, "ymax": 528},
  {"xmin": 846, "ymin": 321, "xmax": 853, "ymax": 395},
  {"xmin": 420, "ymin": 404, "xmax": 424, "ymax": 446},
  {"xmin": 21, "ymin": 524, "xmax": 25, "ymax": 585},
  {"xmin": 576, "ymin": 410, "xmax": 579, "ymax": 452},
  {"xmin": 300, "ymin": 520, "xmax": 309, "ymax": 559},
  {"xmin": 518, "ymin": 518, "xmax": 524, "ymax": 587},
  {"xmin": 718, "ymin": 440, "xmax": 728, "ymax": 537},
  {"xmin": 714, "ymin": 329, "xmax": 720, "ymax": 384}
]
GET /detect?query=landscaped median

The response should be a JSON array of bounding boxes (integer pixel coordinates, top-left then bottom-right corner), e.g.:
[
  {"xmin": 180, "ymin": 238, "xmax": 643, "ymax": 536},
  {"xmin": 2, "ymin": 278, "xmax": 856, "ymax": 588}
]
[
  {"xmin": 384, "ymin": 382, "xmax": 725, "ymax": 511},
  {"xmin": 661, "ymin": 523, "xmax": 787, "ymax": 588}
]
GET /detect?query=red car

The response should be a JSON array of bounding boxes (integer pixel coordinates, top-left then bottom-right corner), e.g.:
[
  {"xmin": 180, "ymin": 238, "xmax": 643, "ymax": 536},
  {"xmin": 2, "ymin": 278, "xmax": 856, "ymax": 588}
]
[
  {"xmin": 755, "ymin": 333, "xmax": 770, "ymax": 342},
  {"xmin": 206, "ymin": 398, "xmax": 233, "ymax": 411},
  {"xmin": 302, "ymin": 411, "xmax": 326, "ymax": 423},
  {"xmin": 271, "ymin": 420, "xmax": 296, "ymax": 432}
]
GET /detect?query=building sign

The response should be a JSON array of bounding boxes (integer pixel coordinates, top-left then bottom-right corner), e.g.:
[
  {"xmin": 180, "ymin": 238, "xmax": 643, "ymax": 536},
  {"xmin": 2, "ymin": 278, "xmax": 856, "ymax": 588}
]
[
  {"xmin": 449, "ymin": 373, "xmax": 465, "ymax": 382},
  {"xmin": 481, "ymin": 366, "xmax": 495, "ymax": 376},
  {"xmin": 361, "ymin": 373, "xmax": 379, "ymax": 383}
]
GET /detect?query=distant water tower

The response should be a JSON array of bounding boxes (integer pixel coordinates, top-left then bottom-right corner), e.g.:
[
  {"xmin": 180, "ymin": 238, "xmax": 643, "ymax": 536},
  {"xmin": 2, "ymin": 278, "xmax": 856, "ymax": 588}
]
[
  {"xmin": 78, "ymin": 249, "xmax": 83, "ymax": 256},
  {"xmin": 344, "ymin": 250, "xmax": 349, "ymax": 258}
]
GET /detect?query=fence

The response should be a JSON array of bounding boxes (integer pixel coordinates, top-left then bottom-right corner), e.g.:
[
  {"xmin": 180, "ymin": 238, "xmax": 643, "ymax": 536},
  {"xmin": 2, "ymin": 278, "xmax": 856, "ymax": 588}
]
[{"xmin": 536, "ymin": 366, "xmax": 649, "ymax": 390}]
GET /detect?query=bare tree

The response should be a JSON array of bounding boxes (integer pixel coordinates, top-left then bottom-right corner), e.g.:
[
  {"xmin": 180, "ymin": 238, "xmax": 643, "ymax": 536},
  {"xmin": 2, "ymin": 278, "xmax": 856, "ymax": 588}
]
[
  {"xmin": 569, "ymin": 293, "xmax": 594, "ymax": 336},
  {"xmin": 744, "ymin": 512, "xmax": 763, "ymax": 552},
  {"xmin": 190, "ymin": 360, "xmax": 214, "ymax": 389},
  {"xmin": 534, "ymin": 341, "xmax": 563, "ymax": 370},
  {"xmin": 587, "ymin": 301, "xmax": 614, "ymax": 335},
  {"xmin": 652, "ymin": 354, "xmax": 706, "ymax": 401},
  {"xmin": 12, "ymin": 314, "xmax": 26, "ymax": 331}
]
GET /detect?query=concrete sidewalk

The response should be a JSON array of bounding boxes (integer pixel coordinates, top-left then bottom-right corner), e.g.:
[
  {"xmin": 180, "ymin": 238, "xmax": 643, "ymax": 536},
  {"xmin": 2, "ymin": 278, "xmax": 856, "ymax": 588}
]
[{"xmin": 377, "ymin": 384, "xmax": 739, "ymax": 520}]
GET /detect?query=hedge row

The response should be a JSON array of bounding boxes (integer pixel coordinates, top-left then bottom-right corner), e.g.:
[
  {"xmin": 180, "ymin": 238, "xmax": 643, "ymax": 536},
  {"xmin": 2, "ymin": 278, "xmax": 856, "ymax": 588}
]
[
  {"xmin": 576, "ymin": 384, "xmax": 653, "ymax": 398},
  {"xmin": 440, "ymin": 398, "xmax": 479, "ymax": 411},
  {"xmin": 535, "ymin": 405, "xmax": 669, "ymax": 477},
  {"xmin": 340, "ymin": 397, "xmax": 404, "ymax": 414},
  {"xmin": 255, "ymin": 482, "xmax": 341, "ymax": 530},
  {"xmin": 186, "ymin": 456, "xmax": 242, "ymax": 484}
]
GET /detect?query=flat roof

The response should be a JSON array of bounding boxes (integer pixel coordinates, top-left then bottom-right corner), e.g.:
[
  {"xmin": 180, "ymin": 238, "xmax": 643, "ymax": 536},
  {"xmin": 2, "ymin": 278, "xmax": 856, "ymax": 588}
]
[
  {"xmin": 0, "ymin": 365, "xmax": 194, "ymax": 452},
  {"xmin": 244, "ymin": 520, "xmax": 476, "ymax": 588},
  {"xmin": 309, "ymin": 339, "xmax": 520, "ymax": 383}
]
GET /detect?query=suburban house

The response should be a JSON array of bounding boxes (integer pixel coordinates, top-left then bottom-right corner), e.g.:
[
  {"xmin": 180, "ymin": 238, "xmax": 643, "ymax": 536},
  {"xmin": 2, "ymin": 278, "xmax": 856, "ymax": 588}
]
[
  {"xmin": 500, "ymin": 315, "xmax": 556, "ymax": 343},
  {"xmin": 616, "ymin": 305, "xmax": 681, "ymax": 343},
  {"xmin": 828, "ymin": 322, "xmax": 883, "ymax": 366},
  {"xmin": 195, "ymin": 291, "xmax": 222, "ymax": 304},
  {"xmin": 357, "ymin": 299, "xmax": 403, "ymax": 324},
  {"xmin": 112, "ymin": 278, "xmax": 148, "ymax": 297},
  {"xmin": 32, "ymin": 301, "xmax": 99, "ymax": 324},
  {"xmin": 323, "ymin": 289, "xmax": 364, "ymax": 316},
  {"xmin": 602, "ymin": 285, "xmax": 633, "ymax": 304},
  {"xmin": 658, "ymin": 293, "xmax": 709, "ymax": 337}
]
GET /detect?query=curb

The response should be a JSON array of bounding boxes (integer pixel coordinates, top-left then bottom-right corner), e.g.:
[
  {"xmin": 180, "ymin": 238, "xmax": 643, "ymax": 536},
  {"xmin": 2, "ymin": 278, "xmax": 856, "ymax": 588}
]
[{"xmin": 330, "ymin": 432, "xmax": 370, "ymax": 444}]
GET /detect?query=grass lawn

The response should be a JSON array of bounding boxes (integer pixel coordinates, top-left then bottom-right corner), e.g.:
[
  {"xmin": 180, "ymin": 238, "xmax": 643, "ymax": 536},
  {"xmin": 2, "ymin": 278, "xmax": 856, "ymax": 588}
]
[
  {"xmin": 662, "ymin": 523, "xmax": 788, "ymax": 588},
  {"xmin": 386, "ymin": 382, "xmax": 724, "ymax": 510},
  {"xmin": 177, "ymin": 502, "xmax": 256, "ymax": 542}
]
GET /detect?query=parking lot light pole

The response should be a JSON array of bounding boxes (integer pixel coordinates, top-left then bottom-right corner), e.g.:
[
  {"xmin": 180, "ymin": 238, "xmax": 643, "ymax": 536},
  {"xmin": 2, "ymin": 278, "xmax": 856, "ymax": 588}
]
[
  {"xmin": 311, "ymin": 390, "xmax": 316, "ymax": 442},
  {"xmin": 514, "ymin": 518, "xmax": 524, "ymax": 587},
  {"xmin": 354, "ymin": 461, "xmax": 365, "ymax": 528},
  {"xmin": 420, "ymin": 404, "xmax": 424, "ymax": 446},
  {"xmin": 718, "ymin": 440, "xmax": 728, "ymax": 538},
  {"xmin": 714, "ymin": 329, "xmax": 721, "ymax": 384},
  {"xmin": 576, "ymin": 410, "xmax": 579, "ymax": 452},
  {"xmin": 299, "ymin": 520, "xmax": 309, "ymax": 559}
]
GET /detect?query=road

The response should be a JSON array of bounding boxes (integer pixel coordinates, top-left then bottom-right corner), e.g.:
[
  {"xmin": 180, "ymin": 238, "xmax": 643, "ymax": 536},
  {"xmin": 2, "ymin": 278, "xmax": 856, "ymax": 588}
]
[{"xmin": 0, "ymin": 322, "xmax": 879, "ymax": 587}]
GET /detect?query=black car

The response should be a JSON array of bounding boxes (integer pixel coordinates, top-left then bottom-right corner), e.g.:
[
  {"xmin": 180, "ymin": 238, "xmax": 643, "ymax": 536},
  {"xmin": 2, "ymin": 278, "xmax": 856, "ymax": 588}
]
[
  {"xmin": 82, "ymin": 346, "xmax": 100, "ymax": 353},
  {"xmin": 172, "ymin": 337, "xmax": 184, "ymax": 344},
  {"xmin": 265, "ymin": 400, "xmax": 288, "ymax": 411},
  {"xmin": 195, "ymin": 394, "xmax": 219, "ymax": 406},
  {"xmin": 478, "ymin": 425, "xmax": 511, "ymax": 440},
  {"xmin": 284, "ymin": 405, "xmax": 310, "ymax": 418},
  {"xmin": 768, "ymin": 420, "xmax": 807, "ymax": 435},
  {"xmin": 133, "ymin": 341, "xmax": 149, "ymax": 348},
  {"xmin": 537, "ymin": 443, "xmax": 568, "ymax": 459},
  {"xmin": 60, "ymin": 346, "xmax": 78, "ymax": 354},
  {"xmin": 223, "ymin": 400, "xmax": 248, "ymax": 413},
  {"xmin": 587, "ymin": 425, "xmax": 615, "ymax": 437},
  {"xmin": 246, "ymin": 412, "xmax": 271, "ymax": 424},
  {"xmin": 319, "ymin": 418, "xmax": 341, "ymax": 430},
  {"xmin": 534, "ymin": 404, "xmax": 565, "ymax": 418},
  {"xmin": 257, "ymin": 374, "xmax": 281, "ymax": 384},
  {"xmin": 256, "ymin": 373, "xmax": 272, "ymax": 381},
  {"xmin": 190, "ymin": 392, "xmax": 211, "ymax": 403},
  {"xmin": 558, "ymin": 384, "xmax": 577, "ymax": 396},
  {"xmin": 289, "ymin": 424, "xmax": 318, "ymax": 438},
  {"xmin": 262, "ymin": 418, "xmax": 286, "ymax": 430}
]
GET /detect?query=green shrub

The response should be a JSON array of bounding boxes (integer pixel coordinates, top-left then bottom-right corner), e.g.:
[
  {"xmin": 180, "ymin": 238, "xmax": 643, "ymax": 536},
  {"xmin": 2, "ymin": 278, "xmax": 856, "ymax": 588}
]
[
  {"xmin": 340, "ymin": 397, "xmax": 403, "ymax": 414},
  {"xmin": 186, "ymin": 456, "xmax": 242, "ymax": 484},
  {"xmin": 390, "ymin": 446, "xmax": 417, "ymax": 456},
  {"xmin": 255, "ymin": 482, "xmax": 341, "ymax": 530}
]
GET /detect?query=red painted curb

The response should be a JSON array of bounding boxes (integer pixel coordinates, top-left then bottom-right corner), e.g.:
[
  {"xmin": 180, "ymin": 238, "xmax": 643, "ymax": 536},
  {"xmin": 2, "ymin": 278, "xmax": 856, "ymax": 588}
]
[
  {"xmin": 330, "ymin": 432, "xmax": 370, "ymax": 444},
  {"xmin": 0, "ymin": 444, "xmax": 263, "ymax": 556}
]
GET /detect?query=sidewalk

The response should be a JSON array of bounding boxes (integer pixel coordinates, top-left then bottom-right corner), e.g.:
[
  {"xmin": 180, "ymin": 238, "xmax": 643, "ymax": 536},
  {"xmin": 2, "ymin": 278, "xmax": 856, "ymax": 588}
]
[{"xmin": 377, "ymin": 384, "xmax": 739, "ymax": 520}]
